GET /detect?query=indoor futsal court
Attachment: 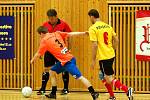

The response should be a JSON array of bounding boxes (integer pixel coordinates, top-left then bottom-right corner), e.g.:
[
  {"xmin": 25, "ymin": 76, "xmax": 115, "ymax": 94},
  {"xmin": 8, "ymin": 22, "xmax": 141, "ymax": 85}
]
[
  {"xmin": 0, "ymin": 91, "xmax": 150, "ymax": 100},
  {"xmin": 0, "ymin": 0, "xmax": 150, "ymax": 100}
]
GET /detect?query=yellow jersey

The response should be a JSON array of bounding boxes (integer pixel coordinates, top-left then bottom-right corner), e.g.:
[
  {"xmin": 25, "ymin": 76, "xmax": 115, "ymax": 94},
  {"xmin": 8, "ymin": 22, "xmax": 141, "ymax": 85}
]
[{"xmin": 89, "ymin": 21, "xmax": 116, "ymax": 60}]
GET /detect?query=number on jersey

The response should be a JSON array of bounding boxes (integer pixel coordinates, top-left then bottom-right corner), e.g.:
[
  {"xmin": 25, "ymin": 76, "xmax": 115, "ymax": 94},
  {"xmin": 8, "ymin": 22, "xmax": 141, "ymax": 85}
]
[{"xmin": 103, "ymin": 32, "xmax": 108, "ymax": 45}]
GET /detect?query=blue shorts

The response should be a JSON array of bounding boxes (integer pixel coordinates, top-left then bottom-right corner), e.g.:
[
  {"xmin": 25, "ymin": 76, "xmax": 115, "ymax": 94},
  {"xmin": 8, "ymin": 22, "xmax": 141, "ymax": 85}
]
[{"xmin": 51, "ymin": 57, "xmax": 82, "ymax": 79}]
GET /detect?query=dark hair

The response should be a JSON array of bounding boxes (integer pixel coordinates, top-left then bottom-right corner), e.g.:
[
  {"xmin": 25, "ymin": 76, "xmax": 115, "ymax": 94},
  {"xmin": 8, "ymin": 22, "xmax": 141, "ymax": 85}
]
[
  {"xmin": 47, "ymin": 9, "xmax": 57, "ymax": 17},
  {"xmin": 37, "ymin": 26, "xmax": 48, "ymax": 34},
  {"xmin": 88, "ymin": 9, "xmax": 99, "ymax": 18}
]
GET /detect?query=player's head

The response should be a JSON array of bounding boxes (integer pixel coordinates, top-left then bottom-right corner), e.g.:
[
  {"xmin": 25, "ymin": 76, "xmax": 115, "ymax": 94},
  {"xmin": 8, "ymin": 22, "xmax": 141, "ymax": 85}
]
[
  {"xmin": 37, "ymin": 26, "xmax": 48, "ymax": 38},
  {"xmin": 47, "ymin": 9, "xmax": 58, "ymax": 25},
  {"xmin": 88, "ymin": 9, "xmax": 100, "ymax": 24}
]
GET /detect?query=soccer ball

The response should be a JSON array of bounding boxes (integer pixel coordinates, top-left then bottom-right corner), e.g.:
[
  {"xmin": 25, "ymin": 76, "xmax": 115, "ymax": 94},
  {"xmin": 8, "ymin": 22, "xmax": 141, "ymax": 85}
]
[{"xmin": 22, "ymin": 86, "xmax": 32, "ymax": 98}]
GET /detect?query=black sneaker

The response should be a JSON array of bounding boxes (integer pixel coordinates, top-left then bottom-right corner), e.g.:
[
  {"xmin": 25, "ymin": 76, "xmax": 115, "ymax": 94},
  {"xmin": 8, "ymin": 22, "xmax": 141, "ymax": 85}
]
[
  {"xmin": 37, "ymin": 90, "xmax": 45, "ymax": 95},
  {"xmin": 61, "ymin": 89, "xmax": 69, "ymax": 95},
  {"xmin": 127, "ymin": 87, "xmax": 133, "ymax": 100},
  {"xmin": 91, "ymin": 92, "xmax": 99, "ymax": 100},
  {"xmin": 45, "ymin": 92, "xmax": 56, "ymax": 99},
  {"xmin": 108, "ymin": 96, "xmax": 116, "ymax": 100}
]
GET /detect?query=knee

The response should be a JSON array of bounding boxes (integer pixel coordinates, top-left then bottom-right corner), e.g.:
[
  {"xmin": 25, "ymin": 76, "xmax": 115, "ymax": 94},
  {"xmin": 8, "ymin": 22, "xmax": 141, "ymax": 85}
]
[
  {"xmin": 99, "ymin": 71, "xmax": 104, "ymax": 80},
  {"xmin": 42, "ymin": 72, "xmax": 49, "ymax": 81},
  {"xmin": 44, "ymin": 67, "xmax": 51, "ymax": 72},
  {"xmin": 62, "ymin": 72, "xmax": 69, "ymax": 78},
  {"xmin": 63, "ymin": 71, "xmax": 69, "ymax": 75},
  {"xmin": 76, "ymin": 76, "xmax": 83, "ymax": 80},
  {"xmin": 106, "ymin": 79, "xmax": 111, "ymax": 84},
  {"xmin": 105, "ymin": 76, "xmax": 113, "ymax": 84},
  {"xmin": 49, "ymin": 70, "xmax": 55, "ymax": 77}
]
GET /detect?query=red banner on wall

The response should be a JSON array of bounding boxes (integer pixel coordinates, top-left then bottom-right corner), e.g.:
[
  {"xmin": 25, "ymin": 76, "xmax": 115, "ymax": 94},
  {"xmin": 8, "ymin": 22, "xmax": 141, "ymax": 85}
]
[{"xmin": 136, "ymin": 10, "xmax": 150, "ymax": 61}]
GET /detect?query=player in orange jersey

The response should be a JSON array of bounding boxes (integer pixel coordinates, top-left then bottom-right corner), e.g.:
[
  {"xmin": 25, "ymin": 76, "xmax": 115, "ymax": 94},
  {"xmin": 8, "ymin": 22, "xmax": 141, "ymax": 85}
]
[{"xmin": 31, "ymin": 26, "xmax": 99, "ymax": 100}]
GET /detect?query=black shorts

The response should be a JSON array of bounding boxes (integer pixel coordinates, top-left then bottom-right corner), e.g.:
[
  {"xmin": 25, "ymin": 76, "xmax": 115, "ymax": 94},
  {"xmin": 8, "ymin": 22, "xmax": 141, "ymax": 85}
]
[
  {"xmin": 44, "ymin": 51, "xmax": 58, "ymax": 67},
  {"xmin": 99, "ymin": 57, "xmax": 115, "ymax": 76}
]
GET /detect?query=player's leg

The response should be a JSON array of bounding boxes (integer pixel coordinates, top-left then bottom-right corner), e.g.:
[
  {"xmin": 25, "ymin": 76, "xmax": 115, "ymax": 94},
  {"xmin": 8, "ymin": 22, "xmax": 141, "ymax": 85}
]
[
  {"xmin": 99, "ymin": 61, "xmax": 115, "ymax": 100},
  {"xmin": 45, "ymin": 70, "xmax": 57, "ymax": 99},
  {"xmin": 65, "ymin": 58, "xmax": 99, "ymax": 100},
  {"xmin": 105, "ymin": 75, "xmax": 133, "ymax": 100},
  {"xmin": 45, "ymin": 62, "xmax": 65, "ymax": 99},
  {"xmin": 37, "ymin": 67, "xmax": 50, "ymax": 95},
  {"xmin": 61, "ymin": 71, "xmax": 69, "ymax": 95},
  {"xmin": 37, "ymin": 51, "xmax": 55, "ymax": 95},
  {"xmin": 103, "ymin": 58, "xmax": 133, "ymax": 100},
  {"xmin": 78, "ymin": 76, "xmax": 99, "ymax": 97},
  {"xmin": 61, "ymin": 36, "xmax": 70, "ymax": 95}
]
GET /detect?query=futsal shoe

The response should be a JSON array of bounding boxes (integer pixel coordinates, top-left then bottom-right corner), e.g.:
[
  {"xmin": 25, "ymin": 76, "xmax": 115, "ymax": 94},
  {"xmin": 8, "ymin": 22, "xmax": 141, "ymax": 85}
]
[
  {"xmin": 61, "ymin": 89, "xmax": 69, "ymax": 95},
  {"xmin": 127, "ymin": 87, "xmax": 134, "ymax": 100},
  {"xmin": 108, "ymin": 96, "xmax": 116, "ymax": 100},
  {"xmin": 45, "ymin": 92, "xmax": 56, "ymax": 99},
  {"xmin": 91, "ymin": 92, "xmax": 99, "ymax": 100},
  {"xmin": 37, "ymin": 90, "xmax": 45, "ymax": 95}
]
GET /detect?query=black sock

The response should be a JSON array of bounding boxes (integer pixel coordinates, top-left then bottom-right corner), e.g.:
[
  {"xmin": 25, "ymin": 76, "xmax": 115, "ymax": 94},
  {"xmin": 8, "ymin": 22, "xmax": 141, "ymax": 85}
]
[
  {"xmin": 40, "ymin": 72, "xmax": 49, "ymax": 91},
  {"xmin": 62, "ymin": 71, "xmax": 69, "ymax": 90},
  {"xmin": 88, "ymin": 86, "xmax": 95, "ymax": 94},
  {"xmin": 51, "ymin": 86, "xmax": 57, "ymax": 94}
]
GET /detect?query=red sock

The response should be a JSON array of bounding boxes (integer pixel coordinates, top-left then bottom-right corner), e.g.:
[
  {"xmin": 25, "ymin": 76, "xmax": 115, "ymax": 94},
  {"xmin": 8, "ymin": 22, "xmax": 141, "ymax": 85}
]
[
  {"xmin": 102, "ymin": 79, "xmax": 114, "ymax": 97},
  {"xmin": 112, "ymin": 79, "xmax": 128, "ymax": 93}
]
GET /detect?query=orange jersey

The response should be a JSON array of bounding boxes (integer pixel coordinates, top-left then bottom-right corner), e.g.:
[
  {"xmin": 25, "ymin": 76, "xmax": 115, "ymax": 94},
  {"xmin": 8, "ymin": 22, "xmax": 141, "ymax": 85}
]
[{"xmin": 38, "ymin": 32, "xmax": 73, "ymax": 66}]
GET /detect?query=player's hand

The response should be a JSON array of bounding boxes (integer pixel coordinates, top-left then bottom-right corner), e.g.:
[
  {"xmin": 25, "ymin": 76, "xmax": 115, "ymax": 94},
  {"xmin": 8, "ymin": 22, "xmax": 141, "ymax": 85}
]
[
  {"xmin": 113, "ymin": 44, "xmax": 117, "ymax": 50},
  {"xmin": 30, "ymin": 59, "xmax": 34, "ymax": 64},
  {"xmin": 85, "ymin": 31, "xmax": 89, "ymax": 36}
]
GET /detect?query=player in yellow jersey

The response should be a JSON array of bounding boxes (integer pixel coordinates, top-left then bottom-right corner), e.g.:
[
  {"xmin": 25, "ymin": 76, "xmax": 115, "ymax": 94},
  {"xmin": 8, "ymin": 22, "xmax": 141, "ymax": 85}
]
[{"xmin": 88, "ymin": 9, "xmax": 133, "ymax": 100}]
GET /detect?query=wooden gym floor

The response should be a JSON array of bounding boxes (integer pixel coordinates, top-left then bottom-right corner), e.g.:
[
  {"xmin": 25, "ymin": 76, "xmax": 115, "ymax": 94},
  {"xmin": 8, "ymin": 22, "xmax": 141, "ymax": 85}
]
[{"xmin": 0, "ymin": 90, "xmax": 150, "ymax": 100}]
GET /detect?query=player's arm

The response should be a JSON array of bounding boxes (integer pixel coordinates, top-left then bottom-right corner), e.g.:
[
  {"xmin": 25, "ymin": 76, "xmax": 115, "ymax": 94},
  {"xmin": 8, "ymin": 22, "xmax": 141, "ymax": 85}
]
[
  {"xmin": 89, "ymin": 28, "xmax": 98, "ymax": 68},
  {"xmin": 31, "ymin": 52, "xmax": 41, "ymax": 64},
  {"xmin": 91, "ymin": 41, "xmax": 98, "ymax": 67},
  {"xmin": 112, "ymin": 31, "xmax": 119, "ymax": 50},
  {"xmin": 67, "ymin": 32, "xmax": 89, "ymax": 36},
  {"xmin": 63, "ymin": 22, "xmax": 72, "ymax": 47},
  {"xmin": 31, "ymin": 40, "xmax": 47, "ymax": 64},
  {"xmin": 58, "ymin": 31, "xmax": 89, "ymax": 39}
]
